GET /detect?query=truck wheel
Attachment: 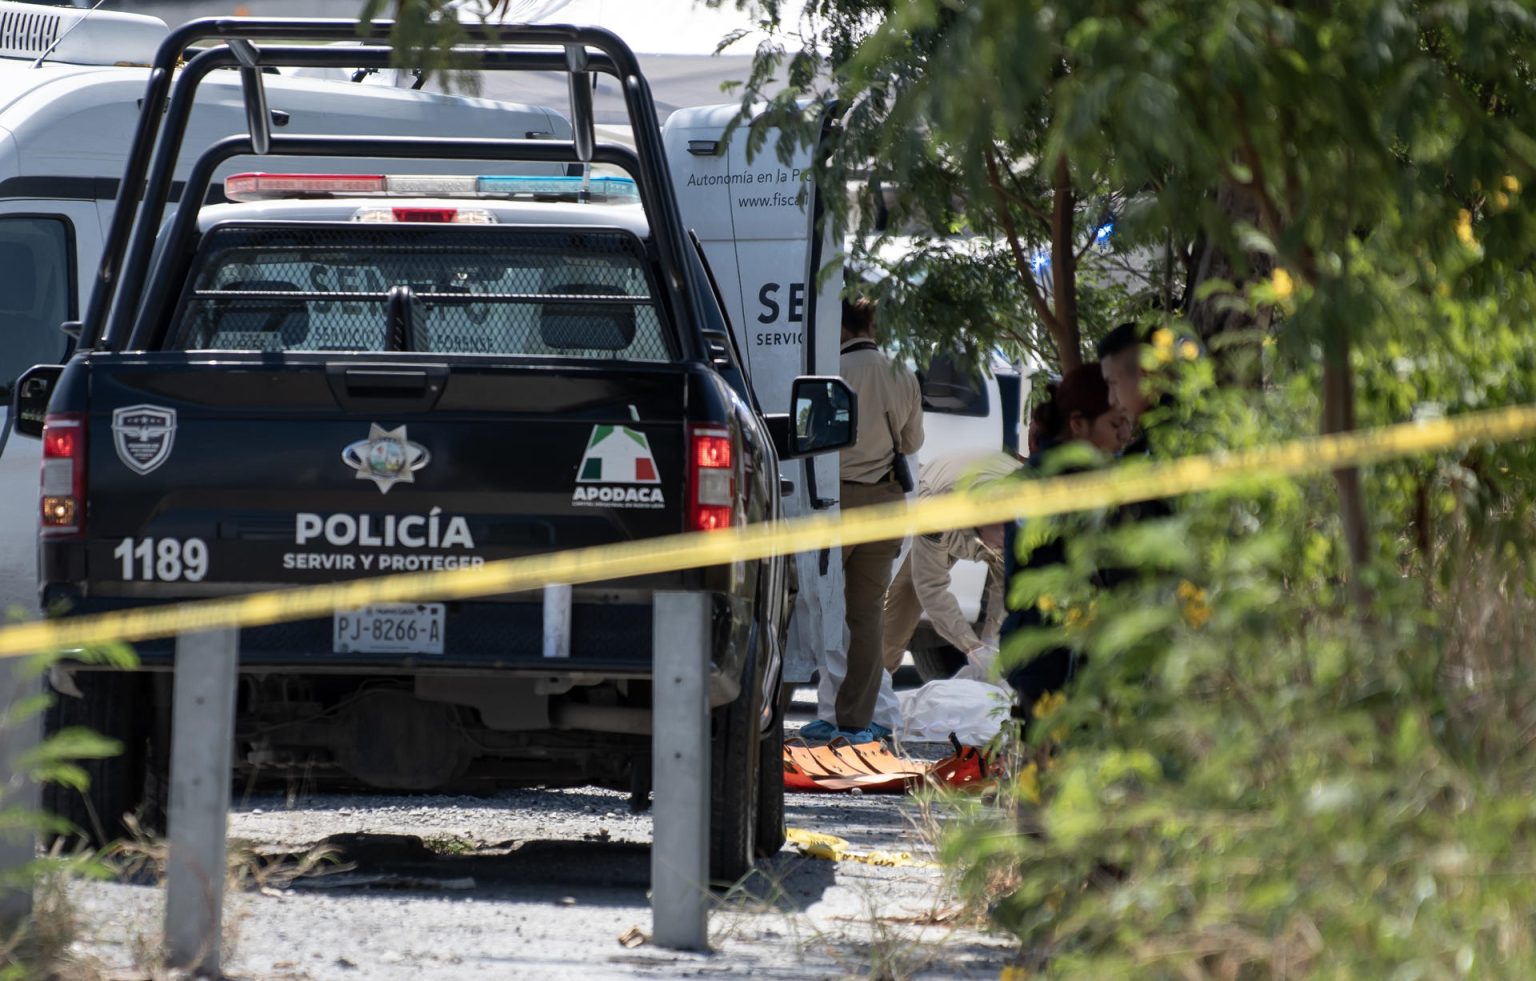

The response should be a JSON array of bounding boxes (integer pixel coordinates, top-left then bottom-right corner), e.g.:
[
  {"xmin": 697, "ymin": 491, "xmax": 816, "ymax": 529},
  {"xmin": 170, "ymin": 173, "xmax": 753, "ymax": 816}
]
[
  {"xmin": 912, "ymin": 643, "xmax": 967, "ymax": 683},
  {"xmin": 754, "ymin": 683, "xmax": 787, "ymax": 859},
  {"xmin": 709, "ymin": 644, "xmax": 760, "ymax": 883},
  {"xmin": 41, "ymin": 669, "xmax": 150, "ymax": 848}
]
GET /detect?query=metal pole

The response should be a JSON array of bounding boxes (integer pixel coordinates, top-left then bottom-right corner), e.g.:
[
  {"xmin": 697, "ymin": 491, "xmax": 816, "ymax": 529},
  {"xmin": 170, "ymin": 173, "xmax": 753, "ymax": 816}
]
[
  {"xmin": 650, "ymin": 591, "xmax": 711, "ymax": 950},
  {"xmin": 164, "ymin": 629, "xmax": 238, "ymax": 975},
  {"xmin": 0, "ymin": 656, "xmax": 39, "ymax": 930},
  {"xmin": 542, "ymin": 583, "xmax": 572, "ymax": 659}
]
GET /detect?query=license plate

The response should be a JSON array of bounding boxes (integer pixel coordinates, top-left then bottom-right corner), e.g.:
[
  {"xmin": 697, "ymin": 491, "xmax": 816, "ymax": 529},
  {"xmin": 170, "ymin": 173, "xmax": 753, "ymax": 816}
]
[{"xmin": 333, "ymin": 604, "xmax": 445, "ymax": 655}]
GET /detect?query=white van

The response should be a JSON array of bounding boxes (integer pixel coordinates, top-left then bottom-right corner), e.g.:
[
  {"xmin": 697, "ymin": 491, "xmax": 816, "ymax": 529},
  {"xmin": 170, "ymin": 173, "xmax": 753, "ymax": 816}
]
[
  {"xmin": 662, "ymin": 103, "xmax": 847, "ymax": 689},
  {"xmin": 662, "ymin": 103, "xmax": 1032, "ymax": 686},
  {"xmin": 0, "ymin": 2, "xmax": 570, "ymax": 612},
  {"xmin": 905, "ymin": 350, "xmax": 1029, "ymax": 679}
]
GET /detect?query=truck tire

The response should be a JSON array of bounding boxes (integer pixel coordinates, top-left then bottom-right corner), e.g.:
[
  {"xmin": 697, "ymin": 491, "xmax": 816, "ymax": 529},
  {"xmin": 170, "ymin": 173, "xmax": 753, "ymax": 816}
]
[
  {"xmin": 710, "ymin": 643, "xmax": 760, "ymax": 883},
  {"xmin": 41, "ymin": 669, "xmax": 150, "ymax": 848},
  {"xmin": 912, "ymin": 642, "xmax": 967, "ymax": 683},
  {"xmin": 754, "ymin": 682, "xmax": 787, "ymax": 859}
]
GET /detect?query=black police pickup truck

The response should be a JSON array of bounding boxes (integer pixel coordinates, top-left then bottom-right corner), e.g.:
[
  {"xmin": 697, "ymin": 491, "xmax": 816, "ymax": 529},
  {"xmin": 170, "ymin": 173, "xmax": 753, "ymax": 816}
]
[{"xmin": 14, "ymin": 21, "xmax": 854, "ymax": 881}]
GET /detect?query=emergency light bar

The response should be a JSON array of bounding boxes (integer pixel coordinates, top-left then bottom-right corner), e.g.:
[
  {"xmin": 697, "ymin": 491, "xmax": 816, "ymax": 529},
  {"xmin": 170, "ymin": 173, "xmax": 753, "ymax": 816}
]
[{"xmin": 224, "ymin": 172, "xmax": 640, "ymax": 203}]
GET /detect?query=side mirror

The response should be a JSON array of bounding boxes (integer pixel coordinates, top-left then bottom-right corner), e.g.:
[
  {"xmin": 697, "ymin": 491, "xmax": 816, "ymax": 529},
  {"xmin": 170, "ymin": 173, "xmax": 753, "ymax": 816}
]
[
  {"xmin": 12, "ymin": 364, "xmax": 63, "ymax": 439},
  {"xmin": 781, "ymin": 375, "xmax": 857, "ymax": 458}
]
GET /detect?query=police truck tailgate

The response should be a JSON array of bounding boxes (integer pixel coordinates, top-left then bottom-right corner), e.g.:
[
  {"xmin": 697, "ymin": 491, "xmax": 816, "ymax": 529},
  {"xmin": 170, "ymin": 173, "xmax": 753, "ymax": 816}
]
[
  {"xmin": 38, "ymin": 220, "xmax": 721, "ymax": 668},
  {"xmin": 83, "ymin": 357, "xmax": 688, "ymax": 582}
]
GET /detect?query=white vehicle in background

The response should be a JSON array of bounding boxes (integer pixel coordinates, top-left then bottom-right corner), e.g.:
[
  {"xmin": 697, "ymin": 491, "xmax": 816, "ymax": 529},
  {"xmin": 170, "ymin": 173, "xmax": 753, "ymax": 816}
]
[
  {"xmin": 0, "ymin": 1, "xmax": 570, "ymax": 613},
  {"xmin": 853, "ymin": 241, "xmax": 1034, "ymax": 680},
  {"xmin": 662, "ymin": 102, "xmax": 1034, "ymax": 687},
  {"xmin": 663, "ymin": 102, "xmax": 847, "ymax": 694},
  {"xmin": 904, "ymin": 349, "xmax": 1028, "ymax": 680}
]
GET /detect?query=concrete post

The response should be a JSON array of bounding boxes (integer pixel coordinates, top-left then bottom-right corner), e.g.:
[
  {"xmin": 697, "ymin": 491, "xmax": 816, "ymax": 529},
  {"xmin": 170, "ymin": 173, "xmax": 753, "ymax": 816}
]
[
  {"xmin": 542, "ymin": 583, "xmax": 572, "ymax": 659},
  {"xmin": 649, "ymin": 591, "xmax": 711, "ymax": 950},
  {"xmin": 164, "ymin": 629, "xmax": 238, "ymax": 976},
  {"xmin": 0, "ymin": 656, "xmax": 40, "ymax": 931}
]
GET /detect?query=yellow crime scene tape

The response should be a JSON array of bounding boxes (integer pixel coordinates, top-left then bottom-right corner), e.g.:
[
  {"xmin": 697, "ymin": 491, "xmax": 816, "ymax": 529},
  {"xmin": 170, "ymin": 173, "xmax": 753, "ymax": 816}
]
[
  {"xmin": 0, "ymin": 400, "xmax": 1534, "ymax": 660},
  {"xmin": 785, "ymin": 828, "xmax": 936, "ymax": 868}
]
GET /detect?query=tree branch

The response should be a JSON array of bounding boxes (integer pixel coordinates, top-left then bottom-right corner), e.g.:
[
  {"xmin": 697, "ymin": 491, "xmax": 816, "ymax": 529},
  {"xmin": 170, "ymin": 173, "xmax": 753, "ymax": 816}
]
[
  {"xmin": 984, "ymin": 145, "xmax": 1076, "ymax": 369},
  {"xmin": 1232, "ymin": 101, "xmax": 1286, "ymax": 239},
  {"xmin": 1002, "ymin": 164, "xmax": 1054, "ymax": 230},
  {"xmin": 1072, "ymin": 190, "xmax": 1117, "ymax": 265},
  {"xmin": 1050, "ymin": 152, "xmax": 1080, "ymax": 367}
]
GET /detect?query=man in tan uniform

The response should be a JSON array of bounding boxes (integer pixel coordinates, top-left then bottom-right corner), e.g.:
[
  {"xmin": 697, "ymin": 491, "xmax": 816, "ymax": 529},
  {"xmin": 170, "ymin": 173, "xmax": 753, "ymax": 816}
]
[
  {"xmin": 883, "ymin": 452, "xmax": 1023, "ymax": 678},
  {"xmin": 820, "ymin": 297, "xmax": 922, "ymax": 738}
]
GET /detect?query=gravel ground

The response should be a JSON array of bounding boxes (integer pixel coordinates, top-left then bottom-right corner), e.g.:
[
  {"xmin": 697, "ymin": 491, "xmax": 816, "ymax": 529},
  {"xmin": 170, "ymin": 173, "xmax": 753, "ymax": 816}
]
[{"xmin": 53, "ymin": 691, "xmax": 1016, "ymax": 980}]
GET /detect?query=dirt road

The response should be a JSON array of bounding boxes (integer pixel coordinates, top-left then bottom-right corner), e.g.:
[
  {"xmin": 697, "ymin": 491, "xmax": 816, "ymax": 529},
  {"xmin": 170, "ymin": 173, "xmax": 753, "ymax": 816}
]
[{"xmin": 59, "ymin": 696, "xmax": 1013, "ymax": 980}]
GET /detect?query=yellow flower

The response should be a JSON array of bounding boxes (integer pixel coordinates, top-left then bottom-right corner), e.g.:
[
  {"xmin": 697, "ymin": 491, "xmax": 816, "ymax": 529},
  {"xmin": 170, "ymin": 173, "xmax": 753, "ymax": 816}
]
[
  {"xmin": 1178, "ymin": 339, "xmax": 1199, "ymax": 361},
  {"xmin": 1000, "ymin": 967, "xmax": 1031, "ymax": 981},
  {"xmin": 1504, "ymin": 174, "xmax": 1521, "ymax": 193},
  {"xmin": 1270, "ymin": 267, "xmax": 1295, "ymax": 299},
  {"xmin": 1456, "ymin": 208, "xmax": 1477, "ymax": 247},
  {"xmin": 1493, "ymin": 191, "xmax": 1512, "ymax": 212},
  {"xmin": 1062, "ymin": 602, "xmax": 1097, "ymax": 630},
  {"xmin": 1178, "ymin": 580, "xmax": 1211, "ymax": 629},
  {"xmin": 1150, "ymin": 327, "xmax": 1175, "ymax": 365},
  {"xmin": 1037, "ymin": 595, "xmax": 1057, "ymax": 613},
  {"xmin": 1033, "ymin": 690, "xmax": 1066, "ymax": 721},
  {"xmin": 1017, "ymin": 761, "xmax": 1041, "ymax": 804},
  {"xmin": 1183, "ymin": 602, "xmax": 1212, "ymax": 630}
]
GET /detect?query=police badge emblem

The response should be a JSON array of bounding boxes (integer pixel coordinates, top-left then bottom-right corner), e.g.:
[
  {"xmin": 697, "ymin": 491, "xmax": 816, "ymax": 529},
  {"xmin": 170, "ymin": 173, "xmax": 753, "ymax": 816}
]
[
  {"xmin": 111, "ymin": 404, "xmax": 177, "ymax": 475},
  {"xmin": 342, "ymin": 423, "xmax": 430, "ymax": 494}
]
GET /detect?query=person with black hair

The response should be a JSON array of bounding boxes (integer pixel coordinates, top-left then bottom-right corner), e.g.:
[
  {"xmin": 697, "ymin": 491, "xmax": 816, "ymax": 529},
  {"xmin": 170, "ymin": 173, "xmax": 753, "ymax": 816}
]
[
  {"xmin": 1097, "ymin": 320, "xmax": 1182, "ymax": 533},
  {"xmin": 1001, "ymin": 362, "xmax": 1128, "ymax": 711},
  {"xmin": 1097, "ymin": 321, "xmax": 1158, "ymax": 455}
]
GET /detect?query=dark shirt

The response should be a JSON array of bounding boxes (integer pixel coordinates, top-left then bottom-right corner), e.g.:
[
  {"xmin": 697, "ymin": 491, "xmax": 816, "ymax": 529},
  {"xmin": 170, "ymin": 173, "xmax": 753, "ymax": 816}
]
[
  {"xmin": 1000, "ymin": 422, "xmax": 1177, "ymax": 711},
  {"xmin": 999, "ymin": 440, "xmax": 1083, "ymax": 709}
]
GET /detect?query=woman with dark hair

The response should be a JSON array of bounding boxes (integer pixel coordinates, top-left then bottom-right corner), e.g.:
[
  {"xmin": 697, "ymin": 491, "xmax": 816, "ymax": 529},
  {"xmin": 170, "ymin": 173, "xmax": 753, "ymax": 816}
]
[
  {"xmin": 1002, "ymin": 362, "xmax": 1127, "ymax": 715},
  {"xmin": 1042, "ymin": 365, "xmax": 1128, "ymax": 460}
]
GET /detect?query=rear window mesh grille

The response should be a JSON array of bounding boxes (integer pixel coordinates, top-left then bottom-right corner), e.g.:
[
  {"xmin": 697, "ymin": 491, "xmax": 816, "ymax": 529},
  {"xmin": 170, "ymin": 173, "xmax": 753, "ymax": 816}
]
[{"xmin": 167, "ymin": 224, "xmax": 673, "ymax": 361}]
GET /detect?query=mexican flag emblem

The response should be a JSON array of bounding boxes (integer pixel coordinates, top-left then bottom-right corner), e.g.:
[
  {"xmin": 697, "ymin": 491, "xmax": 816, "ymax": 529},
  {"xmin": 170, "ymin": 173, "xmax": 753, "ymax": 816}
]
[
  {"xmin": 577, "ymin": 425, "xmax": 661, "ymax": 483},
  {"xmin": 572, "ymin": 425, "xmax": 665, "ymax": 509}
]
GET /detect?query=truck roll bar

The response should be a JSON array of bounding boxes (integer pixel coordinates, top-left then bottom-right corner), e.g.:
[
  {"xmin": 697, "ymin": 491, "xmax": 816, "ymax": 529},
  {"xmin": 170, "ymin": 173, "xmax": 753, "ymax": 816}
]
[{"xmin": 89, "ymin": 19, "xmax": 706, "ymax": 364}]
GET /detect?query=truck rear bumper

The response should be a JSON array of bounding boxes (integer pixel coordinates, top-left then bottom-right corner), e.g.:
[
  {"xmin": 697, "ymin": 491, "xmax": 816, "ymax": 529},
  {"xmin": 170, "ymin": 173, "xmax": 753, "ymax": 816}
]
[
  {"xmin": 44, "ymin": 579, "xmax": 751, "ymax": 707},
  {"xmin": 42, "ymin": 592, "xmax": 720, "ymax": 674}
]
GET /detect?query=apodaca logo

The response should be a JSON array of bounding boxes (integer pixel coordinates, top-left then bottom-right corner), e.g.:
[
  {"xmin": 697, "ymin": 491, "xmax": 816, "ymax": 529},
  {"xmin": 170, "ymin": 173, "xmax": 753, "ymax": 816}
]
[{"xmin": 572, "ymin": 425, "xmax": 665, "ymax": 509}]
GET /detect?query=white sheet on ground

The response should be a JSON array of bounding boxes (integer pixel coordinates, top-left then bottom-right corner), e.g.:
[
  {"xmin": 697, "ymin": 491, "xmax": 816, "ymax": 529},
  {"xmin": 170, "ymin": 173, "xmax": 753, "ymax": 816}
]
[{"xmin": 896, "ymin": 678, "xmax": 1012, "ymax": 746}]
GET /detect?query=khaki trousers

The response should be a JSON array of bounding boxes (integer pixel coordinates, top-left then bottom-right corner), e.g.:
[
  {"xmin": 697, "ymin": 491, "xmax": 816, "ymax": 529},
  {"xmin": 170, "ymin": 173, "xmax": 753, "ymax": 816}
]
[
  {"xmin": 836, "ymin": 479, "xmax": 906, "ymax": 730},
  {"xmin": 882, "ymin": 552, "xmax": 922, "ymax": 673}
]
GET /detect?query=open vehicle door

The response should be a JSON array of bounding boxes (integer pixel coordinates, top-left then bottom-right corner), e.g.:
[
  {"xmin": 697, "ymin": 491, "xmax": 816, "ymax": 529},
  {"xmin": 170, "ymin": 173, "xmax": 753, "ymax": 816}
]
[{"xmin": 662, "ymin": 103, "xmax": 844, "ymax": 687}]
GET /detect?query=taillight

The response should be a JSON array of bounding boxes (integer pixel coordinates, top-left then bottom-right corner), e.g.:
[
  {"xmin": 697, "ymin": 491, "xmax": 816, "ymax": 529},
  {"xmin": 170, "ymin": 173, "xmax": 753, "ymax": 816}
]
[
  {"xmin": 41, "ymin": 412, "xmax": 85, "ymax": 537},
  {"xmin": 352, "ymin": 207, "xmax": 496, "ymax": 224},
  {"xmin": 391, "ymin": 207, "xmax": 456, "ymax": 223},
  {"xmin": 689, "ymin": 426, "xmax": 735, "ymax": 532}
]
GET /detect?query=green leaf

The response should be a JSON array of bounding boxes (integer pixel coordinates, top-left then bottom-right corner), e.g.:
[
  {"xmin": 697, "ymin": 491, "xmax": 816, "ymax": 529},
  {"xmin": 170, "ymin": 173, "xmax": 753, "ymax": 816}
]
[{"xmin": 1089, "ymin": 606, "xmax": 1179, "ymax": 658}]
